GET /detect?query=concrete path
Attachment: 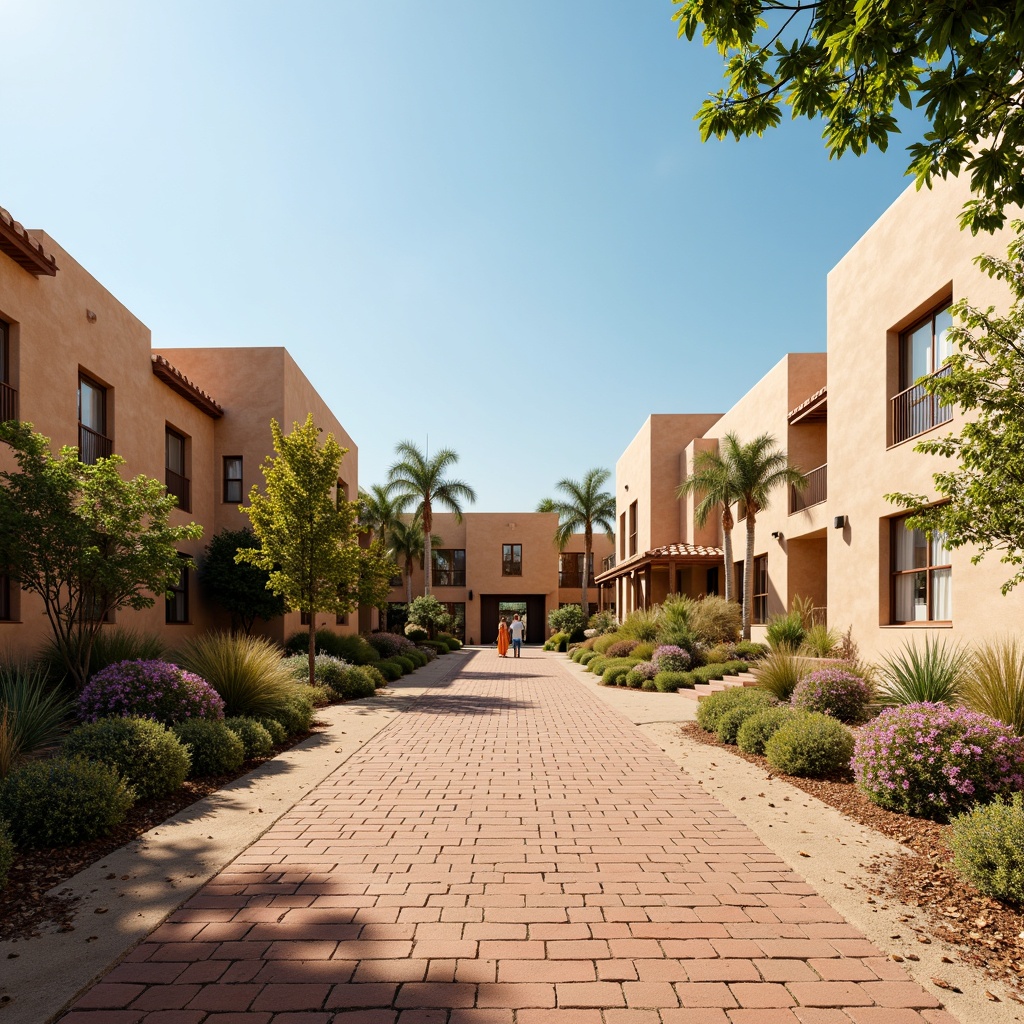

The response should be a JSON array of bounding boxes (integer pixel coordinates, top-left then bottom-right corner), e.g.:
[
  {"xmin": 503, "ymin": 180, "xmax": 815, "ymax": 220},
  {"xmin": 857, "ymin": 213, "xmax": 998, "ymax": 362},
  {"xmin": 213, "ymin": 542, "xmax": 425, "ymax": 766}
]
[{"xmin": 58, "ymin": 649, "xmax": 956, "ymax": 1024}]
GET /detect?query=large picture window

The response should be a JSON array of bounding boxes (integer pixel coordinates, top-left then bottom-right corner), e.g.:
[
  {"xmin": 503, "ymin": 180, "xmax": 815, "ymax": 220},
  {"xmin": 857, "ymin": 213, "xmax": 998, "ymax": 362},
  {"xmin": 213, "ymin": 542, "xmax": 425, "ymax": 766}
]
[{"xmin": 891, "ymin": 516, "xmax": 951, "ymax": 623}]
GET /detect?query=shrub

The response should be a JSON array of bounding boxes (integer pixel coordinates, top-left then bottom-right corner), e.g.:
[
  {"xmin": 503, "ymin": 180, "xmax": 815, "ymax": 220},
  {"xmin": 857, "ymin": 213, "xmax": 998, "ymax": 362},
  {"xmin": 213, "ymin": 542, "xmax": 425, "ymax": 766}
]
[
  {"xmin": 704, "ymin": 644, "xmax": 734, "ymax": 664},
  {"xmin": 375, "ymin": 660, "xmax": 403, "ymax": 682},
  {"xmin": 734, "ymin": 640, "xmax": 770, "ymax": 661},
  {"xmin": 570, "ymin": 647, "xmax": 586, "ymax": 662},
  {"xmin": 617, "ymin": 607, "xmax": 661, "ymax": 643},
  {"xmin": 578, "ymin": 651, "xmax": 598, "ymax": 667},
  {"xmin": 418, "ymin": 640, "xmax": 449, "ymax": 655},
  {"xmin": 0, "ymin": 756, "xmax": 135, "ymax": 848},
  {"xmin": 331, "ymin": 635, "xmax": 382, "ymax": 665},
  {"xmin": 586, "ymin": 656, "xmax": 608, "ymax": 675},
  {"xmin": 415, "ymin": 644, "xmax": 437, "ymax": 662},
  {"xmin": 271, "ymin": 689, "xmax": 315, "ymax": 736},
  {"xmin": 332, "ymin": 670, "xmax": 376, "ymax": 701},
  {"xmin": 224, "ymin": 717, "xmax": 274, "ymax": 759},
  {"xmin": 654, "ymin": 645, "xmax": 691, "ymax": 673},
  {"xmin": 367, "ymin": 632, "xmax": 414, "ymax": 659},
  {"xmin": 587, "ymin": 610, "xmax": 617, "ymax": 635},
  {"xmin": 359, "ymin": 665, "xmax": 388, "ymax": 689},
  {"xmin": 405, "ymin": 625, "xmax": 429, "ymax": 642},
  {"xmin": 600, "ymin": 660, "xmax": 638, "ymax": 687},
  {"xmin": 303, "ymin": 683, "xmax": 335, "ymax": 707},
  {"xmin": 0, "ymin": 819, "xmax": 12, "ymax": 888},
  {"xmin": 765, "ymin": 610, "xmax": 806, "ymax": 651},
  {"xmin": 285, "ymin": 653, "xmax": 348, "ymax": 688},
  {"xmin": 39, "ymin": 626, "xmax": 166, "ymax": 683},
  {"xmin": 549, "ymin": 604, "xmax": 587, "ymax": 639},
  {"xmin": 691, "ymin": 660, "xmax": 748, "ymax": 683},
  {"xmin": 284, "ymin": 628, "xmax": 347, "ymax": 658},
  {"xmin": 765, "ymin": 713, "xmax": 854, "ymax": 778},
  {"xmin": 853, "ymin": 703, "xmax": 1024, "ymax": 821},
  {"xmin": 754, "ymin": 649, "xmax": 805, "ymax": 700},
  {"xmin": 737, "ymin": 706, "xmax": 801, "ymax": 755},
  {"xmin": 405, "ymin": 649, "xmax": 428, "ymax": 668},
  {"xmin": 949, "ymin": 793, "xmax": 1024, "ymax": 904},
  {"xmin": 624, "ymin": 670, "xmax": 644, "ymax": 688},
  {"xmin": 961, "ymin": 637, "xmax": 1024, "ymax": 735},
  {"xmin": 716, "ymin": 691, "xmax": 779, "ymax": 744},
  {"xmin": 688, "ymin": 596, "xmax": 742, "ymax": 645},
  {"xmin": 255, "ymin": 716, "xmax": 287, "ymax": 744},
  {"xmin": 631, "ymin": 642, "xmax": 655, "ymax": 661},
  {"xmin": 605, "ymin": 639, "xmax": 640, "ymax": 659},
  {"xmin": 791, "ymin": 668, "xmax": 873, "ymax": 724},
  {"xmin": 175, "ymin": 632, "xmax": 292, "ymax": 719},
  {"xmin": 79, "ymin": 660, "xmax": 224, "ymax": 726},
  {"xmin": 656, "ymin": 597, "xmax": 696, "ymax": 650},
  {"xmin": 800, "ymin": 624, "xmax": 841, "ymax": 658},
  {"xmin": 64, "ymin": 717, "xmax": 190, "ymax": 800},
  {"xmin": 697, "ymin": 688, "xmax": 768, "ymax": 733},
  {"xmin": 654, "ymin": 671, "xmax": 694, "ymax": 692},
  {"xmin": 627, "ymin": 661, "xmax": 658, "ymax": 684},
  {"xmin": 544, "ymin": 632, "xmax": 569, "ymax": 652},
  {"xmin": 0, "ymin": 662, "xmax": 72, "ymax": 777},
  {"xmin": 877, "ymin": 636, "xmax": 968, "ymax": 706},
  {"xmin": 393, "ymin": 655, "xmax": 416, "ymax": 674},
  {"xmin": 593, "ymin": 634, "xmax": 619, "ymax": 655},
  {"xmin": 407, "ymin": 595, "xmax": 453, "ymax": 637},
  {"xmin": 172, "ymin": 719, "xmax": 245, "ymax": 777}
]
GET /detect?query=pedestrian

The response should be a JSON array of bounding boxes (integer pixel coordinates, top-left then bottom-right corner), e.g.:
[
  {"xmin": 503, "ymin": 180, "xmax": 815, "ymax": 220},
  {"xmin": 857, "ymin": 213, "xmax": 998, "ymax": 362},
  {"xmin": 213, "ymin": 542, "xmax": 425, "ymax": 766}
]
[
  {"xmin": 497, "ymin": 616, "xmax": 510, "ymax": 658},
  {"xmin": 509, "ymin": 613, "xmax": 526, "ymax": 658}
]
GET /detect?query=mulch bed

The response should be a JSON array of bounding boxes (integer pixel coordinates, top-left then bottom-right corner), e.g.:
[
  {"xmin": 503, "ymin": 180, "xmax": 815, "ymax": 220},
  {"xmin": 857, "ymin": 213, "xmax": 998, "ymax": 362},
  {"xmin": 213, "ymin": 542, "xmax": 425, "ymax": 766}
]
[
  {"xmin": 1, "ymin": 724, "xmax": 321, "ymax": 946},
  {"xmin": 679, "ymin": 722, "xmax": 1024, "ymax": 999}
]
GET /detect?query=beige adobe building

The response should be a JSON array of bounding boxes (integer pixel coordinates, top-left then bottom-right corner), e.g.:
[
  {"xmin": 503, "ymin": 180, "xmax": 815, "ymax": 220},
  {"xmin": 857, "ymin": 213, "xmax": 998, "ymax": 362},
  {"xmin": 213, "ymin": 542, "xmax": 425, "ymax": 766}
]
[
  {"xmin": 0, "ymin": 206, "xmax": 359, "ymax": 658},
  {"xmin": 598, "ymin": 173, "xmax": 1024, "ymax": 659},
  {"xmin": 386, "ymin": 512, "xmax": 614, "ymax": 646}
]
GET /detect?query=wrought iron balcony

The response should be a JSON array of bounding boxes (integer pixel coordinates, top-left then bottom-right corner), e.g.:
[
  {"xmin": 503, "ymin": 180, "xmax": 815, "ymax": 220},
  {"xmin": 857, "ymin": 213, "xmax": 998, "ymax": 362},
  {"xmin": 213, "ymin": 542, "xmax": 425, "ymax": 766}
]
[
  {"xmin": 78, "ymin": 423, "xmax": 112, "ymax": 465},
  {"xmin": 0, "ymin": 380, "xmax": 17, "ymax": 422},
  {"xmin": 790, "ymin": 463, "xmax": 827, "ymax": 513},
  {"xmin": 166, "ymin": 468, "xmax": 191, "ymax": 513},
  {"xmin": 891, "ymin": 365, "xmax": 952, "ymax": 446}
]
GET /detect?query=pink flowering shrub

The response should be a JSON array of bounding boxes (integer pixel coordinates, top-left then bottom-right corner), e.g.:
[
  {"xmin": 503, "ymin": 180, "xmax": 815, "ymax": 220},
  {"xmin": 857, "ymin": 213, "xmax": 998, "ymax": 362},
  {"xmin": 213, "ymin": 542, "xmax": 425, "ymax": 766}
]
[
  {"xmin": 853, "ymin": 703, "xmax": 1024, "ymax": 821},
  {"xmin": 367, "ymin": 632, "xmax": 414, "ymax": 659},
  {"xmin": 654, "ymin": 645, "xmax": 691, "ymax": 673},
  {"xmin": 79, "ymin": 660, "xmax": 225, "ymax": 726},
  {"xmin": 791, "ymin": 668, "xmax": 872, "ymax": 724},
  {"xmin": 632, "ymin": 661, "xmax": 659, "ymax": 680}
]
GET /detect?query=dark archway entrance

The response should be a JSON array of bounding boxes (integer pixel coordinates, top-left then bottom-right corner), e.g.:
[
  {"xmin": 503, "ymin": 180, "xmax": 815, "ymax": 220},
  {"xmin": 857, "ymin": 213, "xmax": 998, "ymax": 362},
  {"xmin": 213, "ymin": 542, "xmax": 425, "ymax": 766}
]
[{"xmin": 480, "ymin": 594, "xmax": 546, "ymax": 644}]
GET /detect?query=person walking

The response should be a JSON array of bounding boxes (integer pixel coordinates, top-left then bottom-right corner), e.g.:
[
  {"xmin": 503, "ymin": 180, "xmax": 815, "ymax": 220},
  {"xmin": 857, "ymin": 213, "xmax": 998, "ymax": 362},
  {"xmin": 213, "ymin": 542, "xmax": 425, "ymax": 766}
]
[
  {"xmin": 497, "ymin": 616, "xmax": 510, "ymax": 658},
  {"xmin": 509, "ymin": 613, "xmax": 526, "ymax": 658}
]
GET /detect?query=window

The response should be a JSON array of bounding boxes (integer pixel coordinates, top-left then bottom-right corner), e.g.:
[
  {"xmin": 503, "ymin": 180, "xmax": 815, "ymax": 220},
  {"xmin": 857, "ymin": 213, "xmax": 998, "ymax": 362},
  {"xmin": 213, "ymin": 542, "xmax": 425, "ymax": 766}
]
[
  {"xmin": 558, "ymin": 553, "xmax": 594, "ymax": 588},
  {"xmin": 165, "ymin": 428, "xmax": 190, "ymax": 513},
  {"xmin": 441, "ymin": 602, "xmax": 466, "ymax": 640},
  {"xmin": 753, "ymin": 555, "xmax": 768, "ymax": 624},
  {"xmin": 166, "ymin": 555, "xmax": 190, "ymax": 624},
  {"xmin": 893, "ymin": 305, "xmax": 954, "ymax": 444},
  {"xmin": 0, "ymin": 574, "xmax": 11, "ymax": 621},
  {"xmin": 0, "ymin": 319, "xmax": 14, "ymax": 421},
  {"xmin": 502, "ymin": 543, "xmax": 522, "ymax": 576},
  {"xmin": 619, "ymin": 512, "xmax": 626, "ymax": 559},
  {"xmin": 628, "ymin": 501, "xmax": 638, "ymax": 557},
  {"xmin": 891, "ymin": 516, "xmax": 951, "ymax": 623},
  {"xmin": 300, "ymin": 610, "xmax": 312, "ymax": 626},
  {"xmin": 78, "ymin": 374, "xmax": 111, "ymax": 464},
  {"xmin": 223, "ymin": 456, "xmax": 243, "ymax": 504},
  {"xmin": 432, "ymin": 549, "xmax": 466, "ymax": 587},
  {"xmin": 336, "ymin": 613, "xmax": 349, "ymax": 626}
]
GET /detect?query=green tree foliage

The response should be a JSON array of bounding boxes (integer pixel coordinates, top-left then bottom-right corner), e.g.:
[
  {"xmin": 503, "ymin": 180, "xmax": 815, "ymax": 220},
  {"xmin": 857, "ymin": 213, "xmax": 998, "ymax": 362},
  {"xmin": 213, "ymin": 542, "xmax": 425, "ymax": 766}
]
[
  {"xmin": 238, "ymin": 414, "xmax": 360, "ymax": 684},
  {"xmin": 353, "ymin": 540, "xmax": 400, "ymax": 622},
  {"xmin": 537, "ymin": 468, "xmax": 616, "ymax": 620},
  {"xmin": 672, "ymin": 0, "xmax": 1024, "ymax": 232},
  {"xmin": 389, "ymin": 517, "xmax": 425, "ymax": 604},
  {"xmin": 887, "ymin": 226, "xmax": 1024, "ymax": 592},
  {"xmin": 406, "ymin": 595, "xmax": 452, "ymax": 638},
  {"xmin": 199, "ymin": 528, "xmax": 286, "ymax": 633},
  {"xmin": 0, "ymin": 423, "xmax": 202, "ymax": 689},
  {"xmin": 386, "ymin": 441, "xmax": 476, "ymax": 595},
  {"xmin": 356, "ymin": 487, "xmax": 405, "ymax": 628}
]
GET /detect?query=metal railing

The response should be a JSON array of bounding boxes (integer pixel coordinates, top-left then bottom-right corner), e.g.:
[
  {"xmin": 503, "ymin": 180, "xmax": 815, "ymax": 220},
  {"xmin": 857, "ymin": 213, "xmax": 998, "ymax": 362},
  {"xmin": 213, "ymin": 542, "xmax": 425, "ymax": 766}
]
[
  {"xmin": 433, "ymin": 570, "xmax": 466, "ymax": 587},
  {"xmin": 602, "ymin": 554, "xmax": 616, "ymax": 572},
  {"xmin": 790, "ymin": 463, "xmax": 827, "ymax": 513},
  {"xmin": 0, "ymin": 381, "xmax": 17, "ymax": 422},
  {"xmin": 558, "ymin": 571, "xmax": 595, "ymax": 588},
  {"xmin": 78, "ymin": 423, "xmax": 112, "ymax": 464},
  {"xmin": 166, "ymin": 468, "xmax": 191, "ymax": 513},
  {"xmin": 891, "ymin": 366, "xmax": 952, "ymax": 445}
]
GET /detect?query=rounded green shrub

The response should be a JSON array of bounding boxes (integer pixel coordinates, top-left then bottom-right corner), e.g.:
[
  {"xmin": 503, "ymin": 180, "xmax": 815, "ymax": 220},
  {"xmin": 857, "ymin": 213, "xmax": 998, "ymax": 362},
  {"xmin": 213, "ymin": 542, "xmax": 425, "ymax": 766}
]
[
  {"xmin": 578, "ymin": 651, "xmax": 597, "ymax": 667},
  {"xmin": 654, "ymin": 671, "xmax": 694, "ymax": 692},
  {"xmin": 418, "ymin": 640, "xmax": 448, "ymax": 655},
  {"xmin": 949, "ymin": 793, "xmax": 1024, "ymax": 904},
  {"xmin": 0, "ymin": 757, "xmax": 135, "ymax": 848},
  {"xmin": 359, "ymin": 665, "xmax": 387, "ymax": 689},
  {"xmin": 332, "ymin": 668, "xmax": 376, "ymax": 701},
  {"xmin": 256, "ymin": 716, "xmax": 287, "ymax": 744},
  {"xmin": 224, "ymin": 717, "xmax": 274, "ymax": 759},
  {"xmin": 734, "ymin": 640, "xmax": 770, "ymax": 661},
  {"xmin": 696, "ymin": 688, "xmax": 768, "ymax": 733},
  {"xmin": 393, "ymin": 655, "xmax": 416, "ymax": 674},
  {"xmin": 270, "ymin": 690, "xmax": 315, "ymax": 736},
  {"xmin": 641, "ymin": 679, "xmax": 658, "ymax": 691},
  {"xmin": 704, "ymin": 644, "xmax": 735, "ymax": 665},
  {"xmin": 631, "ymin": 642, "xmax": 655, "ymax": 661},
  {"xmin": 764, "ymin": 712, "xmax": 854, "ymax": 778},
  {"xmin": 601, "ymin": 660, "xmax": 636, "ymax": 687},
  {"xmin": 404, "ymin": 625, "xmax": 429, "ymax": 643},
  {"xmin": 172, "ymin": 720, "xmax": 245, "ymax": 777},
  {"xmin": 715, "ymin": 691, "xmax": 779, "ymax": 744},
  {"xmin": 374, "ymin": 660, "xmax": 403, "ymax": 682},
  {"xmin": 438, "ymin": 635, "xmax": 462, "ymax": 650},
  {"xmin": 587, "ymin": 656, "xmax": 608, "ymax": 675},
  {"xmin": 737, "ymin": 706, "xmax": 801, "ymax": 755},
  {"xmin": 0, "ymin": 819, "xmax": 12, "ymax": 888},
  {"xmin": 64, "ymin": 717, "xmax": 191, "ymax": 800},
  {"xmin": 405, "ymin": 649, "xmax": 428, "ymax": 668}
]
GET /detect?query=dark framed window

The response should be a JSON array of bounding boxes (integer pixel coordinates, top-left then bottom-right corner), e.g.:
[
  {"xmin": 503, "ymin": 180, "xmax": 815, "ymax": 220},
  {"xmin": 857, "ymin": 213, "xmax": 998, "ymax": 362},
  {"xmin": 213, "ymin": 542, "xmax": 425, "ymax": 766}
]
[
  {"xmin": 734, "ymin": 561, "xmax": 744, "ymax": 609},
  {"xmin": 166, "ymin": 555, "xmax": 190, "ymax": 624},
  {"xmin": 0, "ymin": 574, "xmax": 11, "ymax": 621},
  {"xmin": 441, "ymin": 601, "xmax": 466, "ymax": 640},
  {"xmin": 433, "ymin": 549, "xmax": 466, "ymax": 587},
  {"xmin": 336, "ymin": 613, "xmax": 349, "ymax": 626},
  {"xmin": 502, "ymin": 543, "xmax": 522, "ymax": 576},
  {"xmin": 0, "ymin": 319, "xmax": 14, "ymax": 422},
  {"xmin": 223, "ymin": 456, "xmax": 243, "ymax": 504},
  {"xmin": 300, "ymin": 611, "xmax": 312, "ymax": 626},
  {"xmin": 891, "ymin": 515, "xmax": 951, "ymax": 623},
  {"xmin": 893, "ymin": 304, "xmax": 954, "ymax": 445},
  {"xmin": 753, "ymin": 555, "xmax": 768, "ymax": 624},
  {"xmin": 558, "ymin": 552, "xmax": 594, "ymax": 588},
  {"xmin": 619, "ymin": 512, "xmax": 626, "ymax": 558},
  {"xmin": 628, "ymin": 501, "xmax": 638, "ymax": 557},
  {"xmin": 165, "ymin": 428, "xmax": 190, "ymax": 512},
  {"xmin": 78, "ymin": 373, "xmax": 111, "ymax": 464}
]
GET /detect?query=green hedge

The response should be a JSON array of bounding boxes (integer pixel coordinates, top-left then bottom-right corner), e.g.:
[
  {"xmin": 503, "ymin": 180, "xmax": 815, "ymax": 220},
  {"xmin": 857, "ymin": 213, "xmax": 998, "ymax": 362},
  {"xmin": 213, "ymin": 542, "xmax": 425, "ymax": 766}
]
[
  {"xmin": 224, "ymin": 717, "xmax": 274, "ymax": 759},
  {"xmin": 172, "ymin": 720, "xmax": 245, "ymax": 777}
]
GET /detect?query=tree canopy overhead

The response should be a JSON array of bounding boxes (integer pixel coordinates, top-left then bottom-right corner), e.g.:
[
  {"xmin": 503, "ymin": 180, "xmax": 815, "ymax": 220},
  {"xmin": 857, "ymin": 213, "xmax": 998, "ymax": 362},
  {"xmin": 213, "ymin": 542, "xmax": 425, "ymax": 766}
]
[{"xmin": 673, "ymin": 0, "xmax": 1024, "ymax": 232}]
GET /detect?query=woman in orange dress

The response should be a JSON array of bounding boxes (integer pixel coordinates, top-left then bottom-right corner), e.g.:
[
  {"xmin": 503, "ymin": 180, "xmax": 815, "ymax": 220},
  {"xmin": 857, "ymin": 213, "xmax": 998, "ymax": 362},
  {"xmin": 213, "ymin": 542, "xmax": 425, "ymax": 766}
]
[{"xmin": 497, "ymin": 617, "xmax": 510, "ymax": 657}]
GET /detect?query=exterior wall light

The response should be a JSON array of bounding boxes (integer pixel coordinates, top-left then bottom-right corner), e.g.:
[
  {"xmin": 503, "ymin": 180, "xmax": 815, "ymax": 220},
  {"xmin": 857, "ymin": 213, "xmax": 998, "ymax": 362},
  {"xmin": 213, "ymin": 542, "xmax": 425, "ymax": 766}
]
[
  {"xmin": 771, "ymin": 531, "xmax": 783, "ymax": 540},
  {"xmin": 833, "ymin": 515, "xmax": 847, "ymax": 529}
]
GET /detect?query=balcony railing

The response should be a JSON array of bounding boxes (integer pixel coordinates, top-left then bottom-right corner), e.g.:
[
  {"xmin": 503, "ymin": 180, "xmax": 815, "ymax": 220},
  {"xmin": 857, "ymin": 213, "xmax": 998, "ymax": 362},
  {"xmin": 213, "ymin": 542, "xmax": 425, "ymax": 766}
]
[
  {"xmin": 891, "ymin": 365, "xmax": 952, "ymax": 446},
  {"xmin": 790, "ymin": 463, "xmax": 827, "ymax": 513},
  {"xmin": 0, "ymin": 380, "xmax": 17, "ymax": 421},
  {"xmin": 602, "ymin": 554, "xmax": 616, "ymax": 572},
  {"xmin": 166, "ymin": 468, "xmax": 191, "ymax": 513},
  {"xmin": 433, "ymin": 570, "xmax": 466, "ymax": 587},
  {"xmin": 558, "ymin": 571, "xmax": 596, "ymax": 588},
  {"xmin": 78, "ymin": 423, "xmax": 113, "ymax": 465}
]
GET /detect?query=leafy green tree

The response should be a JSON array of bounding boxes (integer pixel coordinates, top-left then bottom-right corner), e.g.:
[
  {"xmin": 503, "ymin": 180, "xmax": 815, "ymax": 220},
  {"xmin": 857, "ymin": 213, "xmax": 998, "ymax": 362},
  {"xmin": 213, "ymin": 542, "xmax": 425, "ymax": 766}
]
[
  {"xmin": 538, "ymin": 468, "xmax": 616, "ymax": 620},
  {"xmin": 548, "ymin": 603, "xmax": 587, "ymax": 639},
  {"xmin": 354, "ymin": 539, "xmax": 401, "ymax": 631},
  {"xmin": 198, "ymin": 528, "xmax": 286, "ymax": 634},
  {"xmin": 406, "ymin": 594, "xmax": 452, "ymax": 639},
  {"xmin": 672, "ymin": 0, "xmax": 1024, "ymax": 232},
  {"xmin": 887, "ymin": 224, "xmax": 1024, "ymax": 593},
  {"xmin": 238, "ymin": 414, "xmax": 360, "ymax": 684},
  {"xmin": 0, "ymin": 423, "xmax": 202, "ymax": 689},
  {"xmin": 386, "ymin": 442, "xmax": 476, "ymax": 594}
]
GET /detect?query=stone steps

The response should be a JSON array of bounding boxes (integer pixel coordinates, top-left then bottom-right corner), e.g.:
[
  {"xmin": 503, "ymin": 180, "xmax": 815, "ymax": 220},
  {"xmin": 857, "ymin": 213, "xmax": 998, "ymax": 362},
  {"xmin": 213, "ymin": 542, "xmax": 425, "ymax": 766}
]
[{"xmin": 678, "ymin": 669, "xmax": 760, "ymax": 701}]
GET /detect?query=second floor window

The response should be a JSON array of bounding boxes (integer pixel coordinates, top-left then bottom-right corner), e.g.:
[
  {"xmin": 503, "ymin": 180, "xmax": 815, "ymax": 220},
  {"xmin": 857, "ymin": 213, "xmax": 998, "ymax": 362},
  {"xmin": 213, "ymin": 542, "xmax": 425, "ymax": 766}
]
[
  {"xmin": 224, "ymin": 456, "xmax": 243, "ymax": 503},
  {"xmin": 166, "ymin": 556, "xmax": 190, "ymax": 624},
  {"xmin": 893, "ymin": 305, "xmax": 954, "ymax": 445},
  {"xmin": 78, "ymin": 373, "xmax": 111, "ymax": 464},
  {"xmin": 432, "ymin": 549, "xmax": 466, "ymax": 587},
  {"xmin": 753, "ymin": 555, "xmax": 768, "ymax": 624},
  {"xmin": 0, "ymin": 319, "xmax": 14, "ymax": 422},
  {"xmin": 892, "ymin": 515, "xmax": 951, "ymax": 623},
  {"xmin": 628, "ymin": 501, "xmax": 638, "ymax": 557},
  {"xmin": 502, "ymin": 543, "xmax": 522, "ymax": 576},
  {"xmin": 559, "ymin": 552, "xmax": 594, "ymax": 587},
  {"xmin": 165, "ymin": 428, "xmax": 190, "ymax": 513}
]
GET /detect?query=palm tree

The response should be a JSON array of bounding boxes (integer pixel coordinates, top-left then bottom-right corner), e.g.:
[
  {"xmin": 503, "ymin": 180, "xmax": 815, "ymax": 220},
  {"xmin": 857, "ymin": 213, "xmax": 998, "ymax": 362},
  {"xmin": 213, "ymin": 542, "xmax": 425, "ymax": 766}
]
[
  {"xmin": 358, "ymin": 484, "xmax": 407, "ymax": 548},
  {"xmin": 386, "ymin": 441, "xmax": 476, "ymax": 595},
  {"xmin": 537, "ymin": 468, "xmax": 616, "ymax": 621},
  {"xmin": 388, "ymin": 517, "xmax": 426, "ymax": 605}
]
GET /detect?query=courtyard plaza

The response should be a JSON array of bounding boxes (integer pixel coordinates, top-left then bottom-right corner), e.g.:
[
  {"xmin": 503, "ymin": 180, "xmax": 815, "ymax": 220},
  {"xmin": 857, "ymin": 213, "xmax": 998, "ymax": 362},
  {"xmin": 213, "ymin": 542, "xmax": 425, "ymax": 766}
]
[{"xmin": 56, "ymin": 648, "xmax": 954, "ymax": 1024}]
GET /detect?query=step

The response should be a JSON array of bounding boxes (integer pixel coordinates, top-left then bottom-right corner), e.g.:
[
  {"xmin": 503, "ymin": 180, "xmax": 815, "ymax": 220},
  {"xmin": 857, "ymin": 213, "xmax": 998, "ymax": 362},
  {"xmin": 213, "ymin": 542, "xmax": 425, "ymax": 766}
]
[{"xmin": 678, "ymin": 670, "xmax": 761, "ymax": 701}]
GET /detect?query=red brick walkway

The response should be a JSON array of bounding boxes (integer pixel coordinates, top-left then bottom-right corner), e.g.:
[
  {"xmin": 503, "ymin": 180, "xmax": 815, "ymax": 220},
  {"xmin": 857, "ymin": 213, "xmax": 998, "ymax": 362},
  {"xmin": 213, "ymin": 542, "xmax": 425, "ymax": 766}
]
[{"xmin": 60, "ymin": 650, "xmax": 954, "ymax": 1024}]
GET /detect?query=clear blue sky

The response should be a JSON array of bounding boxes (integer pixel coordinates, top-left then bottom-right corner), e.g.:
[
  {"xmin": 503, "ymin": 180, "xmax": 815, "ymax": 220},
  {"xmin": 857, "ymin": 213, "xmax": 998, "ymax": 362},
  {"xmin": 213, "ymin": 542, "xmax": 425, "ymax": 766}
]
[{"xmin": 2, "ymin": 1, "xmax": 925, "ymax": 511}]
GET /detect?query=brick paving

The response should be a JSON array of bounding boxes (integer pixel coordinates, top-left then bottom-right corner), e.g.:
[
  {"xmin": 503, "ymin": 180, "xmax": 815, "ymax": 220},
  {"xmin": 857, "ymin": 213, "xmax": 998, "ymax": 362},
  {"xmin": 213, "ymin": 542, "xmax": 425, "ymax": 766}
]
[{"xmin": 59, "ymin": 650, "xmax": 956, "ymax": 1024}]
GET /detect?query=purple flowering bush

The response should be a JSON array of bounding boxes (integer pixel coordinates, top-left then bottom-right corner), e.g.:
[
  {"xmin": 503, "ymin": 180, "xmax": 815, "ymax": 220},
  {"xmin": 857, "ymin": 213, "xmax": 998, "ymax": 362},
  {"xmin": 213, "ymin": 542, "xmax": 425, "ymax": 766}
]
[
  {"xmin": 791, "ymin": 668, "xmax": 873, "ymax": 724},
  {"xmin": 79, "ymin": 660, "xmax": 225, "ymax": 726},
  {"xmin": 654, "ymin": 645, "xmax": 691, "ymax": 673},
  {"xmin": 367, "ymin": 632, "xmax": 414, "ymax": 659},
  {"xmin": 853, "ymin": 703, "xmax": 1024, "ymax": 821}
]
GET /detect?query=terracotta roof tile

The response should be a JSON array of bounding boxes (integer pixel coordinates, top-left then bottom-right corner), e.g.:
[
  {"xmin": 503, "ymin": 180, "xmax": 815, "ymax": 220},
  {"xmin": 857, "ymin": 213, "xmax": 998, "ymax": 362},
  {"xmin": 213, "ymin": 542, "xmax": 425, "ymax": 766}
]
[
  {"xmin": 151, "ymin": 355, "xmax": 224, "ymax": 419},
  {"xmin": 647, "ymin": 543, "xmax": 724, "ymax": 558},
  {"xmin": 0, "ymin": 206, "xmax": 58, "ymax": 276}
]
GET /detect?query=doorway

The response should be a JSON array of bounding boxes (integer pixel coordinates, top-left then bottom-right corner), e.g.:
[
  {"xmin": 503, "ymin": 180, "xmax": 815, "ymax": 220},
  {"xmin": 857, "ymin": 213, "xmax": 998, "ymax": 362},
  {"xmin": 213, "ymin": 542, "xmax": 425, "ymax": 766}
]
[{"xmin": 480, "ymin": 594, "xmax": 546, "ymax": 644}]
